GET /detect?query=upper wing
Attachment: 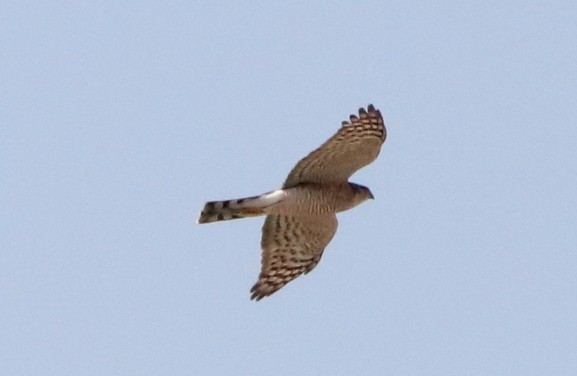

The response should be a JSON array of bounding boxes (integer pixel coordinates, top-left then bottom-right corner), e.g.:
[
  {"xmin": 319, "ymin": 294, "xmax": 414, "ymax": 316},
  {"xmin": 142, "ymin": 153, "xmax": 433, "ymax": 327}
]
[
  {"xmin": 250, "ymin": 214, "xmax": 338, "ymax": 301},
  {"xmin": 283, "ymin": 104, "xmax": 386, "ymax": 188}
]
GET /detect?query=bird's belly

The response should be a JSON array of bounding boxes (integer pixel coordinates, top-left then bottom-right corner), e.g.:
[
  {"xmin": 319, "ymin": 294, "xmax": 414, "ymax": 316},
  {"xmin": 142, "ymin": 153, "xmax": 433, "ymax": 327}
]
[{"xmin": 264, "ymin": 184, "xmax": 355, "ymax": 215}]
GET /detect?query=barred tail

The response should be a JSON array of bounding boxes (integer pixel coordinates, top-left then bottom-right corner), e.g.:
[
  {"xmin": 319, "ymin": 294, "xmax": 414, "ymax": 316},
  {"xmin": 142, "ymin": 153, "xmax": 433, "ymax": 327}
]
[{"xmin": 197, "ymin": 190, "xmax": 285, "ymax": 224}]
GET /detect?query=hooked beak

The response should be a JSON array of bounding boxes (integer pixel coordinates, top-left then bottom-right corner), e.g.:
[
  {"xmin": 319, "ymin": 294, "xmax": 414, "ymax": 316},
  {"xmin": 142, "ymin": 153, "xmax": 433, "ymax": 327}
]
[{"xmin": 368, "ymin": 191, "xmax": 375, "ymax": 200}]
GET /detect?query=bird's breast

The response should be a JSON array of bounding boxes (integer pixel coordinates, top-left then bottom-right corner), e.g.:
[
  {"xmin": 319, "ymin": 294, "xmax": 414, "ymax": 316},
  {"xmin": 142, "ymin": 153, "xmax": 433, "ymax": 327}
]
[{"xmin": 265, "ymin": 183, "xmax": 357, "ymax": 215}]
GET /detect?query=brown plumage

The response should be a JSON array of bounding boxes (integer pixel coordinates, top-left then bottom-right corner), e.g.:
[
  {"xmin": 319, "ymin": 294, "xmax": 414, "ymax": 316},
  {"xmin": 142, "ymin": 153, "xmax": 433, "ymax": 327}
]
[{"xmin": 198, "ymin": 105, "xmax": 386, "ymax": 300}]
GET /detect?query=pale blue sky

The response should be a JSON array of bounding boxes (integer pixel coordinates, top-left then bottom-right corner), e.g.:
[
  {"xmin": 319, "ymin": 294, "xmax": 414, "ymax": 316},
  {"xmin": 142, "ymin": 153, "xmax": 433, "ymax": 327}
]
[{"xmin": 2, "ymin": 1, "xmax": 577, "ymax": 375}]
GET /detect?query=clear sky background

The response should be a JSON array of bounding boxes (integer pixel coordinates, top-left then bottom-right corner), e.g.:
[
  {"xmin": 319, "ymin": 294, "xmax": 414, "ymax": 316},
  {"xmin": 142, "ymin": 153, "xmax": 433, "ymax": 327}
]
[{"xmin": 2, "ymin": 1, "xmax": 577, "ymax": 375}]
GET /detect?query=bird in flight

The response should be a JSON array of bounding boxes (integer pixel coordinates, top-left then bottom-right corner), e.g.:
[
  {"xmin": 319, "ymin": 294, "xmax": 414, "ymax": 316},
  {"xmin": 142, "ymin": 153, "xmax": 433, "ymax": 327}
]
[{"xmin": 198, "ymin": 105, "xmax": 387, "ymax": 300}]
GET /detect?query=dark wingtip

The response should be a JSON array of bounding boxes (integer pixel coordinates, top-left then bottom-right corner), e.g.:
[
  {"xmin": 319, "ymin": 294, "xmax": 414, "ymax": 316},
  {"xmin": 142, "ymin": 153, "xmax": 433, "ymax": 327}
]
[
  {"xmin": 343, "ymin": 104, "xmax": 382, "ymax": 128},
  {"xmin": 356, "ymin": 104, "xmax": 378, "ymax": 118},
  {"xmin": 249, "ymin": 284, "xmax": 264, "ymax": 301}
]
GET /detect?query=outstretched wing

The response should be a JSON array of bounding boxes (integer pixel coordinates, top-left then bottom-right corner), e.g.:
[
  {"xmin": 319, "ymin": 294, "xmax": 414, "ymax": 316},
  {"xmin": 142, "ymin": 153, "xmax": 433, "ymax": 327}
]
[
  {"xmin": 283, "ymin": 104, "xmax": 386, "ymax": 188},
  {"xmin": 250, "ymin": 214, "xmax": 338, "ymax": 301}
]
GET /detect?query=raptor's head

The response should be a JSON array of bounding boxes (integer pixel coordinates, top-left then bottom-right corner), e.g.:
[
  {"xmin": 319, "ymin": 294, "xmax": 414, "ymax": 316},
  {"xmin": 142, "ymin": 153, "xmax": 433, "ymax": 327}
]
[{"xmin": 350, "ymin": 183, "xmax": 374, "ymax": 202}]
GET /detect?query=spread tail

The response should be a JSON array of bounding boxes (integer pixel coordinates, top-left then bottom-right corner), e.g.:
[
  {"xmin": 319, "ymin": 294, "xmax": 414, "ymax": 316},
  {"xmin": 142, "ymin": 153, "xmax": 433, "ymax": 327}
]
[{"xmin": 197, "ymin": 190, "xmax": 285, "ymax": 224}]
